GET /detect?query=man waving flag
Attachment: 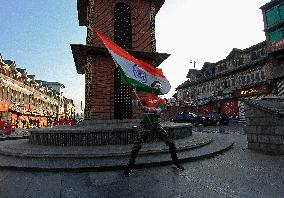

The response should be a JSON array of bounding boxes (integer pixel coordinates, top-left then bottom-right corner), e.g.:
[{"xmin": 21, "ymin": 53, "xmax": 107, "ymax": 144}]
[{"xmin": 93, "ymin": 28, "xmax": 171, "ymax": 95}]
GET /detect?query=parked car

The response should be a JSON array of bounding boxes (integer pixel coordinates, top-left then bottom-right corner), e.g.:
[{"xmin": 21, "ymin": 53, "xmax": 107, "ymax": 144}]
[
  {"xmin": 188, "ymin": 112, "xmax": 206, "ymax": 126},
  {"xmin": 172, "ymin": 112, "xmax": 191, "ymax": 123},
  {"xmin": 203, "ymin": 112, "xmax": 229, "ymax": 126},
  {"xmin": 172, "ymin": 112, "xmax": 205, "ymax": 126}
]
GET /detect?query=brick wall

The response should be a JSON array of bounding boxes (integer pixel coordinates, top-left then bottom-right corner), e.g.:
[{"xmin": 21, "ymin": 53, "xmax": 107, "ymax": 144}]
[
  {"xmin": 90, "ymin": 55, "xmax": 115, "ymax": 119},
  {"xmin": 244, "ymin": 104, "xmax": 284, "ymax": 154},
  {"xmin": 92, "ymin": 0, "xmax": 152, "ymax": 52},
  {"xmin": 89, "ymin": 57, "xmax": 152, "ymax": 120}
]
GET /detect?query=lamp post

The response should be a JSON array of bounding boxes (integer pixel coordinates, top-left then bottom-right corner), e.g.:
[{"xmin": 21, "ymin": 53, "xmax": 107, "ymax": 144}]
[{"xmin": 190, "ymin": 60, "xmax": 196, "ymax": 68}]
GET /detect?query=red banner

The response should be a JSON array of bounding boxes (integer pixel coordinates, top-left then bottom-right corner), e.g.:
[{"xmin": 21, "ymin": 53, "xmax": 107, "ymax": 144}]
[
  {"xmin": 220, "ymin": 99, "xmax": 238, "ymax": 117},
  {"xmin": 197, "ymin": 103, "xmax": 213, "ymax": 116},
  {"xmin": 0, "ymin": 101, "xmax": 9, "ymax": 112}
]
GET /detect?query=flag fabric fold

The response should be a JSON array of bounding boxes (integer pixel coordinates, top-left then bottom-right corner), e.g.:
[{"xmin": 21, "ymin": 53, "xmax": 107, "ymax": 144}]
[{"xmin": 93, "ymin": 28, "xmax": 171, "ymax": 95}]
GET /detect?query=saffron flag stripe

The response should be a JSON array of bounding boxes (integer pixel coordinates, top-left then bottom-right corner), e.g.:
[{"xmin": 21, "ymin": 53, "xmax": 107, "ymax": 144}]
[
  {"xmin": 94, "ymin": 30, "xmax": 164, "ymax": 77},
  {"xmin": 93, "ymin": 28, "xmax": 171, "ymax": 94}
]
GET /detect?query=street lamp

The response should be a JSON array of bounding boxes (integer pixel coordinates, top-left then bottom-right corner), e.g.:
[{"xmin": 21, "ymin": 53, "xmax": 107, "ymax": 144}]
[{"xmin": 190, "ymin": 60, "xmax": 196, "ymax": 68}]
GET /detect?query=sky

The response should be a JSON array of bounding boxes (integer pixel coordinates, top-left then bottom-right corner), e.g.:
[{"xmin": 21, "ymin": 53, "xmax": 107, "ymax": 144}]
[{"xmin": 0, "ymin": 0, "xmax": 270, "ymax": 111}]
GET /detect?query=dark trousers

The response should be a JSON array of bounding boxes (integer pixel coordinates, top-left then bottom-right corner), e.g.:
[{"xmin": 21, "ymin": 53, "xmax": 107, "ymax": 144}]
[{"xmin": 126, "ymin": 121, "xmax": 179, "ymax": 169}]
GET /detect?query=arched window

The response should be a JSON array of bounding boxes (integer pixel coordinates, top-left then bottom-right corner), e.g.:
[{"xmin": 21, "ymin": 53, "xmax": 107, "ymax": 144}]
[{"xmin": 114, "ymin": 3, "xmax": 132, "ymax": 49}]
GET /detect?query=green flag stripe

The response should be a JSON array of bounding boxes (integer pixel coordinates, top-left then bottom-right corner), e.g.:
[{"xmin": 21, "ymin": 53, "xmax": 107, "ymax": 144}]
[{"xmin": 118, "ymin": 67, "xmax": 163, "ymax": 95}]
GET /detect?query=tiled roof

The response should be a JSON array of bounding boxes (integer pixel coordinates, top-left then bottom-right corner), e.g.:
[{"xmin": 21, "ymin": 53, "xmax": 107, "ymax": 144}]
[{"xmin": 3, "ymin": 60, "xmax": 14, "ymax": 66}]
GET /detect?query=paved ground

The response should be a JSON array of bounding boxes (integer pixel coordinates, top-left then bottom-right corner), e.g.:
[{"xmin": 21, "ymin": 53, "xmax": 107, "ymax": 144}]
[{"xmin": 0, "ymin": 122, "xmax": 283, "ymax": 198}]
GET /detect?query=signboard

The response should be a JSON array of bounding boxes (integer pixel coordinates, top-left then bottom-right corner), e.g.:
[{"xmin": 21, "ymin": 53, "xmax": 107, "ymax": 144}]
[
  {"xmin": 234, "ymin": 84, "xmax": 271, "ymax": 98},
  {"xmin": 215, "ymin": 93, "xmax": 234, "ymax": 100},
  {"xmin": 270, "ymin": 37, "xmax": 284, "ymax": 52}
]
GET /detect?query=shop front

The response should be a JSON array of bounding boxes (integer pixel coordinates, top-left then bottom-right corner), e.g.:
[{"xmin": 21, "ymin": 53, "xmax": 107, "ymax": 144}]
[
  {"xmin": 197, "ymin": 92, "xmax": 214, "ymax": 116},
  {"xmin": 0, "ymin": 101, "xmax": 11, "ymax": 135},
  {"xmin": 6, "ymin": 103, "xmax": 51, "ymax": 129},
  {"xmin": 197, "ymin": 101, "xmax": 213, "ymax": 116},
  {"xmin": 0, "ymin": 101, "xmax": 9, "ymax": 120},
  {"xmin": 214, "ymin": 93, "xmax": 236, "ymax": 116},
  {"xmin": 234, "ymin": 84, "xmax": 272, "ymax": 122}
]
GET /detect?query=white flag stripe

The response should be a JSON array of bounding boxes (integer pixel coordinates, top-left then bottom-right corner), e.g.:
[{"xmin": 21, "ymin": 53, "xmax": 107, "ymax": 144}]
[{"xmin": 108, "ymin": 48, "xmax": 171, "ymax": 94}]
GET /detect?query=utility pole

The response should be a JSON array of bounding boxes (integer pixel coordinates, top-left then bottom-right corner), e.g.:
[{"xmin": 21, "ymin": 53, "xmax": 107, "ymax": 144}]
[{"xmin": 190, "ymin": 60, "xmax": 196, "ymax": 68}]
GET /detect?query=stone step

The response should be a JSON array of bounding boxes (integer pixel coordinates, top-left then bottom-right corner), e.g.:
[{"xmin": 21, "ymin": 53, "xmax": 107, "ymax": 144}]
[
  {"xmin": 0, "ymin": 133, "xmax": 233, "ymax": 171},
  {"xmin": 0, "ymin": 133, "xmax": 211, "ymax": 158}
]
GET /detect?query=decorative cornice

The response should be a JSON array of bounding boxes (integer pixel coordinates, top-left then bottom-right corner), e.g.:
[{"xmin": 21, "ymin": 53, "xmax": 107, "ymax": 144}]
[
  {"xmin": 176, "ymin": 56, "xmax": 270, "ymax": 90},
  {"xmin": 70, "ymin": 44, "xmax": 170, "ymax": 74},
  {"xmin": 260, "ymin": 0, "xmax": 283, "ymax": 10}
]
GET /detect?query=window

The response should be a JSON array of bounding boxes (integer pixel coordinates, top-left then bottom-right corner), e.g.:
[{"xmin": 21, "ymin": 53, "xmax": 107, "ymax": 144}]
[
  {"xmin": 224, "ymin": 80, "xmax": 228, "ymax": 88},
  {"xmin": 265, "ymin": 3, "xmax": 284, "ymax": 27},
  {"xmin": 241, "ymin": 76, "xmax": 246, "ymax": 85},
  {"xmin": 216, "ymin": 83, "xmax": 220, "ymax": 90},
  {"xmin": 251, "ymin": 73, "xmax": 255, "ymax": 82},
  {"xmin": 261, "ymin": 70, "xmax": 265, "ymax": 80},
  {"xmin": 114, "ymin": 3, "xmax": 132, "ymax": 49},
  {"xmin": 251, "ymin": 52, "xmax": 257, "ymax": 61},
  {"xmin": 246, "ymin": 75, "xmax": 251, "ymax": 84},
  {"xmin": 221, "ymin": 81, "xmax": 225, "ymax": 89},
  {"xmin": 280, "ymin": 4, "xmax": 284, "ymax": 20},
  {"xmin": 231, "ymin": 79, "xmax": 235, "ymax": 87},
  {"xmin": 256, "ymin": 72, "xmax": 260, "ymax": 82},
  {"xmin": 266, "ymin": 6, "xmax": 281, "ymax": 27},
  {"xmin": 227, "ymin": 79, "xmax": 231, "ymax": 88},
  {"xmin": 266, "ymin": 3, "xmax": 284, "ymax": 27},
  {"xmin": 6, "ymin": 89, "xmax": 8, "ymax": 100},
  {"xmin": 269, "ymin": 28, "xmax": 284, "ymax": 43}
]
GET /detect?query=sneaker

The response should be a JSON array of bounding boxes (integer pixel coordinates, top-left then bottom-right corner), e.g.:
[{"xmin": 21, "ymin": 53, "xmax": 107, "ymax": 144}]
[
  {"xmin": 172, "ymin": 163, "xmax": 185, "ymax": 171},
  {"xmin": 124, "ymin": 168, "xmax": 132, "ymax": 177}
]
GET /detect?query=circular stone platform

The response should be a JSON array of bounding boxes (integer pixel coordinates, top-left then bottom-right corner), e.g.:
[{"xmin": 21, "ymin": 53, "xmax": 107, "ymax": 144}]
[
  {"xmin": 0, "ymin": 133, "xmax": 234, "ymax": 171},
  {"xmin": 29, "ymin": 120, "xmax": 192, "ymax": 146}
]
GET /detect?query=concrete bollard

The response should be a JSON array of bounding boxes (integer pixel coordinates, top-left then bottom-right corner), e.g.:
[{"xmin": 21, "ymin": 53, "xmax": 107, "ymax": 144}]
[
  {"xmin": 219, "ymin": 125, "xmax": 225, "ymax": 133},
  {"xmin": 197, "ymin": 124, "xmax": 204, "ymax": 132}
]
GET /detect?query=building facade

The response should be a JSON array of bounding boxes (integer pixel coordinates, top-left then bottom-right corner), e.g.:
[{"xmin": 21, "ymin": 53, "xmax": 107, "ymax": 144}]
[
  {"xmin": 176, "ymin": 42, "xmax": 274, "ymax": 122},
  {"xmin": 176, "ymin": 0, "xmax": 284, "ymax": 123},
  {"xmin": 64, "ymin": 98, "xmax": 75, "ymax": 119},
  {"xmin": 0, "ymin": 54, "xmax": 60, "ymax": 128},
  {"xmin": 261, "ymin": 0, "xmax": 284, "ymax": 96},
  {"xmin": 37, "ymin": 81, "xmax": 66, "ymax": 115}
]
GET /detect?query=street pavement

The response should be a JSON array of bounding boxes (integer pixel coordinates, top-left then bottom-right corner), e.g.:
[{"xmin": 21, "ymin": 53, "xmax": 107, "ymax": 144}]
[{"xmin": 0, "ymin": 122, "xmax": 283, "ymax": 198}]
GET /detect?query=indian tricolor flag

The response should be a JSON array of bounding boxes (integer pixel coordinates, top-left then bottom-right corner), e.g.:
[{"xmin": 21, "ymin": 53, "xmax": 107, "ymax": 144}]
[{"xmin": 93, "ymin": 29, "xmax": 171, "ymax": 95}]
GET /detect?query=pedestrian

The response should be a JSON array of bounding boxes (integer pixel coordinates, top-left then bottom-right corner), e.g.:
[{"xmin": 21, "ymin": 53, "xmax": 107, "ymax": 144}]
[
  {"xmin": 124, "ymin": 81, "xmax": 184, "ymax": 177},
  {"xmin": 22, "ymin": 119, "xmax": 26, "ymax": 128},
  {"xmin": 15, "ymin": 119, "xmax": 19, "ymax": 128},
  {"xmin": 4, "ymin": 120, "xmax": 13, "ymax": 135}
]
